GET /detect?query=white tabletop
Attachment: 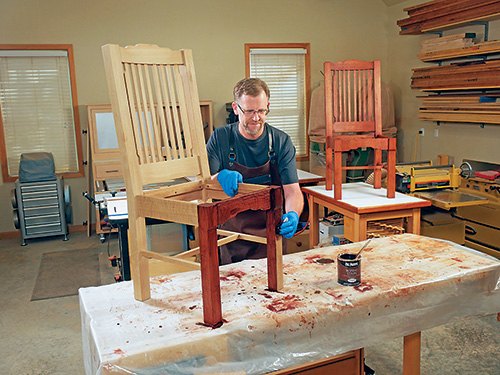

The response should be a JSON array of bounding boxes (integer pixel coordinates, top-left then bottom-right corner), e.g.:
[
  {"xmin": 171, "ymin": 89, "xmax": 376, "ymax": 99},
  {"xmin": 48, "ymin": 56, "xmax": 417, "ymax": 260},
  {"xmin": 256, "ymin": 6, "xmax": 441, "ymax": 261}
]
[
  {"xmin": 305, "ymin": 182, "xmax": 428, "ymax": 209},
  {"xmin": 297, "ymin": 169, "xmax": 324, "ymax": 182}
]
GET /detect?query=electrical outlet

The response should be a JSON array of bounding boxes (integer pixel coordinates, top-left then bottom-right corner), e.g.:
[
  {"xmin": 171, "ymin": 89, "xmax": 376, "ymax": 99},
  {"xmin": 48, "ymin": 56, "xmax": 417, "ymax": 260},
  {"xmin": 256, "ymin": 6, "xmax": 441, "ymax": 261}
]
[
  {"xmin": 434, "ymin": 129, "xmax": 439, "ymax": 137},
  {"xmin": 419, "ymin": 128, "xmax": 424, "ymax": 136}
]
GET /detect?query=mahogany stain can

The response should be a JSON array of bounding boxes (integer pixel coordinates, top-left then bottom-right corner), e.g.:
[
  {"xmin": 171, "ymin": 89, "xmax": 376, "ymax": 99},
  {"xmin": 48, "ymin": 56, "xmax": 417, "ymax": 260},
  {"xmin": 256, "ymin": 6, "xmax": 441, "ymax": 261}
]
[{"xmin": 337, "ymin": 253, "xmax": 361, "ymax": 286}]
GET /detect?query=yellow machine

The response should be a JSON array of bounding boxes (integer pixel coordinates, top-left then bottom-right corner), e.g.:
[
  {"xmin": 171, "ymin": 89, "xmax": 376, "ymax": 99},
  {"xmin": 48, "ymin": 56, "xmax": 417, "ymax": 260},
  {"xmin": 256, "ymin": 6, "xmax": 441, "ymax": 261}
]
[
  {"xmin": 395, "ymin": 161, "xmax": 462, "ymax": 193},
  {"xmin": 392, "ymin": 160, "xmax": 496, "ymax": 256}
]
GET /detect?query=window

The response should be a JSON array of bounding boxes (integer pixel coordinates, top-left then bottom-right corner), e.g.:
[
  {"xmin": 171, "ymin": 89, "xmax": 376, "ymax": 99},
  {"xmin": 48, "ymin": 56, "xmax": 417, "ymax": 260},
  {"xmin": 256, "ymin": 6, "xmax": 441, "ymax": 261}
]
[
  {"xmin": 0, "ymin": 44, "xmax": 83, "ymax": 182},
  {"xmin": 245, "ymin": 43, "xmax": 310, "ymax": 159}
]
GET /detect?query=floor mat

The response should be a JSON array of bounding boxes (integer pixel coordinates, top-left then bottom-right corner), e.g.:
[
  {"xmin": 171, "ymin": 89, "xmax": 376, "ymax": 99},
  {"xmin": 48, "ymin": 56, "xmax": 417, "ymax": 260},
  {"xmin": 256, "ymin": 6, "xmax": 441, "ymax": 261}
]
[{"xmin": 31, "ymin": 248, "xmax": 101, "ymax": 301}]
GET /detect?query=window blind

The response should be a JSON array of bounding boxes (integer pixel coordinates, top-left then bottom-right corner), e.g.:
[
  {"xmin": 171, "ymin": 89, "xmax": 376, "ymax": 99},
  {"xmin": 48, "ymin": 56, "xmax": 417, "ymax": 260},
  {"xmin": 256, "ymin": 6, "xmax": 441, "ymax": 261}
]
[
  {"xmin": 0, "ymin": 50, "xmax": 79, "ymax": 177},
  {"xmin": 249, "ymin": 48, "xmax": 307, "ymax": 156}
]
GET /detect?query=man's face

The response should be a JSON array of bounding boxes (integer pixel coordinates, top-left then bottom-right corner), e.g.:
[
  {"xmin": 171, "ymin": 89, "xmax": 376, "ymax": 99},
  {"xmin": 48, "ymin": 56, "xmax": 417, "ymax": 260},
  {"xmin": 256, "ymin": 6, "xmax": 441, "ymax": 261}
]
[{"xmin": 233, "ymin": 91, "xmax": 269, "ymax": 140}]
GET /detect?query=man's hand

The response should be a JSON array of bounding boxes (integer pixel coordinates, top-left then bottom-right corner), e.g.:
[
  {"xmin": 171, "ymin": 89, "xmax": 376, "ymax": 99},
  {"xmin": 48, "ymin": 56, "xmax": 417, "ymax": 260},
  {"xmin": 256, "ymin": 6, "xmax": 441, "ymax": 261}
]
[
  {"xmin": 217, "ymin": 169, "xmax": 243, "ymax": 197},
  {"xmin": 279, "ymin": 211, "xmax": 299, "ymax": 239}
]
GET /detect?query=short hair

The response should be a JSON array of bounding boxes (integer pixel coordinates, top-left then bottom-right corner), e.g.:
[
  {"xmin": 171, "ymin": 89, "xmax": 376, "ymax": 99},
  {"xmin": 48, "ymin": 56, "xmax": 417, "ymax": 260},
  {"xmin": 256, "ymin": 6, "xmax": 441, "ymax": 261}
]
[{"xmin": 233, "ymin": 77, "xmax": 270, "ymax": 102}]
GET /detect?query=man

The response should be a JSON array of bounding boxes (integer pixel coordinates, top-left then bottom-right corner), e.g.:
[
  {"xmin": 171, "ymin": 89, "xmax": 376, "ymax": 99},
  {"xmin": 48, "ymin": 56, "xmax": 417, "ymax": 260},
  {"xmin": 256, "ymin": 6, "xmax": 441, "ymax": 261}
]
[{"xmin": 207, "ymin": 77, "xmax": 304, "ymax": 264}]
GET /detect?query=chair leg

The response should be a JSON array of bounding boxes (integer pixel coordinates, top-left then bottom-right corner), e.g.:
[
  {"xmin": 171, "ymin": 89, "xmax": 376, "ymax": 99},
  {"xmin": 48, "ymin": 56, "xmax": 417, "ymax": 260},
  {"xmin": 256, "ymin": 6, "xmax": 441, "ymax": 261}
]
[
  {"xmin": 373, "ymin": 149, "xmax": 382, "ymax": 189},
  {"xmin": 326, "ymin": 146, "xmax": 333, "ymax": 191},
  {"xmin": 267, "ymin": 187, "xmax": 284, "ymax": 291},
  {"xmin": 198, "ymin": 204, "xmax": 222, "ymax": 327},
  {"xmin": 266, "ymin": 228, "xmax": 283, "ymax": 292},
  {"xmin": 129, "ymin": 216, "xmax": 151, "ymax": 301},
  {"xmin": 334, "ymin": 147, "xmax": 343, "ymax": 200}
]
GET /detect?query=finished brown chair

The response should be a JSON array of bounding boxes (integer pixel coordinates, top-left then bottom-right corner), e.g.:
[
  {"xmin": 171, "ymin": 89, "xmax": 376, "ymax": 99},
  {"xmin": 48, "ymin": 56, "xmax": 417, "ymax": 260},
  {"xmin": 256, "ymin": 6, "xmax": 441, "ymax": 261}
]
[
  {"xmin": 324, "ymin": 60, "xmax": 396, "ymax": 200},
  {"xmin": 102, "ymin": 44, "xmax": 283, "ymax": 327}
]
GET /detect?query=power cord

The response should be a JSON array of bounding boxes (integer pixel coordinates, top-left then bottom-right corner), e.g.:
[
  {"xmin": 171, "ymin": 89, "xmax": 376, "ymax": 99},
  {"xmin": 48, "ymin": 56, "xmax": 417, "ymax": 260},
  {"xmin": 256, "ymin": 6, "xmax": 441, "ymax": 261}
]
[{"xmin": 104, "ymin": 221, "xmax": 123, "ymax": 282}]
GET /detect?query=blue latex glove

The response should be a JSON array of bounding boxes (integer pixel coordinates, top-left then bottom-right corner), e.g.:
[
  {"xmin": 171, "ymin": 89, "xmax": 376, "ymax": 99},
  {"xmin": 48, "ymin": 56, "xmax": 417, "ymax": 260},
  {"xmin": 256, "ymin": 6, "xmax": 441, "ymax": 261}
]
[
  {"xmin": 217, "ymin": 169, "xmax": 243, "ymax": 197},
  {"xmin": 279, "ymin": 211, "xmax": 299, "ymax": 239}
]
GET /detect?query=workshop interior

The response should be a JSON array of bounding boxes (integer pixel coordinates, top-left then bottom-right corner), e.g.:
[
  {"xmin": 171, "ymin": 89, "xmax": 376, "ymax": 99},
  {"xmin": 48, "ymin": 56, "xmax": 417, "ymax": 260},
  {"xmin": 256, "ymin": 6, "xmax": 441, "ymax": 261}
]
[{"xmin": 1, "ymin": 1, "xmax": 500, "ymax": 374}]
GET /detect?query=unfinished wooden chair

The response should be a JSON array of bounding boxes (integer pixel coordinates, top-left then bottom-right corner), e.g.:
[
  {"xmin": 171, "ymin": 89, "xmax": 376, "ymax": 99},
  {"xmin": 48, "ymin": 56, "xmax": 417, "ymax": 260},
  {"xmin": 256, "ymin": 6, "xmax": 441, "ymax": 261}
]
[
  {"xmin": 324, "ymin": 60, "xmax": 396, "ymax": 200},
  {"xmin": 102, "ymin": 44, "xmax": 283, "ymax": 327}
]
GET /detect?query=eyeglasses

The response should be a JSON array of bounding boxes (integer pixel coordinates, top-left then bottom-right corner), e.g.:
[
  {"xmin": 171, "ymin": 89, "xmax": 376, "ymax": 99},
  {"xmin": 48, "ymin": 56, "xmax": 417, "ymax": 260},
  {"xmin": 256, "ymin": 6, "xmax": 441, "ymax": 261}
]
[{"xmin": 236, "ymin": 102, "xmax": 270, "ymax": 117}]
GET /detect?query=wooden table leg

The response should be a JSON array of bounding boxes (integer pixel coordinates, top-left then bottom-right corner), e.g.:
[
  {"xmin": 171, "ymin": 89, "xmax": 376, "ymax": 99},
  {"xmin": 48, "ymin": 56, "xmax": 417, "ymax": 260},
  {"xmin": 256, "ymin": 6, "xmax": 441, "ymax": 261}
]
[
  {"xmin": 309, "ymin": 197, "xmax": 319, "ymax": 247},
  {"xmin": 406, "ymin": 208, "xmax": 421, "ymax": 235},
  {"xmin": 358, "ymin": 215, "xmax": 367, "ymax": 242},
  {"xmin": 344, "ymin": 214, "xmax": 363, "ymax": 242},
  {"xmin": 403, "ymin": 331, "xmax": 421, "ymax": 375}
]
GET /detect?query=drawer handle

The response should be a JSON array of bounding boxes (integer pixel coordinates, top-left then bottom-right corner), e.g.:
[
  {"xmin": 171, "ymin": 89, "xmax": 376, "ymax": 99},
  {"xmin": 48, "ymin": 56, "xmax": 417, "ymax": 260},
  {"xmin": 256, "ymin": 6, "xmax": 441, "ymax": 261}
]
[
  {"xmin": 465, "ymin": 225, "xmax": 477, "ymax": 236},
  {"xmin": 106, "ymin": 170, "xmax": 119, "ymax": 173}
]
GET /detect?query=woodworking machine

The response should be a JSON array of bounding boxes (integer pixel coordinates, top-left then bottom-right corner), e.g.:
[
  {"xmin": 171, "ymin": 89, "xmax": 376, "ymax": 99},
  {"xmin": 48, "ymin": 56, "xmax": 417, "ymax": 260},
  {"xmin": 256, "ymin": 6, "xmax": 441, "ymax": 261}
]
[{"xmin": 395, "ymin": 161, "xmax": 465, "ymax": 193}]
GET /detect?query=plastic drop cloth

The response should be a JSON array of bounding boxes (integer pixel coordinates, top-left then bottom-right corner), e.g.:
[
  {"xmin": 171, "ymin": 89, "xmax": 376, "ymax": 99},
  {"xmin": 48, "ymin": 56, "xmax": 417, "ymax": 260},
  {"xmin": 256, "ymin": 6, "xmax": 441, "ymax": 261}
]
[{"xmin": 79, "ymin": 234, "xmax": 500, "ymax": 375}]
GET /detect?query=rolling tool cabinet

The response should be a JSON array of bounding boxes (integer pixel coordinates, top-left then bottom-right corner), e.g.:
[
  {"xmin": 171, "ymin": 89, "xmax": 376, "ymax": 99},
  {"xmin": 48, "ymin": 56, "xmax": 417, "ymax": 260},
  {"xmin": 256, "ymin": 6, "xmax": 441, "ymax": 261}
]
[
  {"xmin": 14, "ymin": 179, "xmax": 68, "ymax": 246},
  {"xmin": 12, "ymin": 152, "xmax": 69, "ymax": 246}
]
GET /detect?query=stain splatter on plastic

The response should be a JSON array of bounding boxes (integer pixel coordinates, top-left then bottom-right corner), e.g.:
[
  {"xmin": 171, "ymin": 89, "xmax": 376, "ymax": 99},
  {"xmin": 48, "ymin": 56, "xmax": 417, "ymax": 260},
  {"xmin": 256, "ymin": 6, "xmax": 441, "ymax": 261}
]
[{"xmin": 266, "ymin": 295, "xmax": 303, "ymax": 312}]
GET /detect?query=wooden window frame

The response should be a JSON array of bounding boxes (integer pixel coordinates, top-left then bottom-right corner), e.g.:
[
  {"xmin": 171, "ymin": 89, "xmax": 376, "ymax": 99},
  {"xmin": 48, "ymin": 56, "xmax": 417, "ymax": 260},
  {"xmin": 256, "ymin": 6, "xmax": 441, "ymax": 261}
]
[
  {"xmin": 0, "ymin": 44, "xmax": 84, "ymax": 182},
  {"xmin": 245, "ymin": 43, "xmax": 311, "ymax": 161}
]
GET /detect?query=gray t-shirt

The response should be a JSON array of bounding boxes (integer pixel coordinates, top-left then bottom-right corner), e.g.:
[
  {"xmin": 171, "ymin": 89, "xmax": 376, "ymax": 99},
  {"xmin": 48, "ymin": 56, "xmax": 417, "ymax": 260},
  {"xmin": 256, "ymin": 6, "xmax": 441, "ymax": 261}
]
[{"xmin": 206, "ymin": 122, "xmax": 299, "ymax": 185}]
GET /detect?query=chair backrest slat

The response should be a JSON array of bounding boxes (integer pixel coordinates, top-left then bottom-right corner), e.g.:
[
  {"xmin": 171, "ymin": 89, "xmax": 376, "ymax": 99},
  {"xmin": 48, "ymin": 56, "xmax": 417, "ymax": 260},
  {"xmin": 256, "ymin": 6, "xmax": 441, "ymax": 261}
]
[
  {"xmin": 367, "ymin": 69, "xmax": 374, "ymax": 122},
  {"xmin": 353, "ymin": 68, "xmax": 358, "ymax": 121},
  {"xmin": 138, "ymin": 63, "xmax": 160, "ymax": 163},
  {"xmin": 152, "ymin": 64, "xmax": 172, "ymax": 161},
  {"xmin": 143, "ymin": 64, "xmax": 163, "ymax": 161},
  {"xmin": 175, "ymin": 64, "xmax": 194, "ymax": 156},
  {"xmin": 341, "ymin": 70, "xmax": 346, "ymax": 122},
  {"xmin": 166, "ymin": 64, "xmax": 186, "ymax": 159},
  {"xmin": 124, "ymin": 64, "xmax": 146, "ymax": 164},
  {"xmin": 347, "ymin": 69, "xmax": 352, "ymax": 122},
  {"xmin": 363, "ymin": 71, "xmax": 368, "ymax": 120}
]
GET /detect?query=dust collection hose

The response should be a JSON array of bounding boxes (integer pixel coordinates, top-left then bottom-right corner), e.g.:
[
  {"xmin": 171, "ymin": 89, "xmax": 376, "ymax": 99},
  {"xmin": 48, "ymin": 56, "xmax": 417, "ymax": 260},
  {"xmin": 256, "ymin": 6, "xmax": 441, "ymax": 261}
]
[{"xmin": 365, "ymin": 169, "xmax": 388, "ymax": 185}]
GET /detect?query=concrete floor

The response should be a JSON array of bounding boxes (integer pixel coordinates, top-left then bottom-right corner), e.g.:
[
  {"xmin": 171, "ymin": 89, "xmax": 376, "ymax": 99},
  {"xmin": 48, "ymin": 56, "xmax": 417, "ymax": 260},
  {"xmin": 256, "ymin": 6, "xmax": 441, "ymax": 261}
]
[{"xmin": 0, "ymin": 230, "xmax": 499, "ymax": 375}]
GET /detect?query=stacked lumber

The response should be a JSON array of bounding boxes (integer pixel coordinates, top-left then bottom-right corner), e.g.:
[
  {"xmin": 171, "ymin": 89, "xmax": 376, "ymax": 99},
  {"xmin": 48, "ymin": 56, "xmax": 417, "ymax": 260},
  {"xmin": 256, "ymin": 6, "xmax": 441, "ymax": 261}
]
[
  {"xmin": 420, "ymin": 32, "xmax": 476, "ymax": 54},
  {"xmin": 418, "ymin": 93, "xmax": 500, "ymax": 124},
  {"xmin": 401, "ymin": 1, "xmax": 500, "ymax": 125},
  {"xmin": 411, "ymin": 59, "xmax": 500, "ymax": 90},
  {"xmin": 398, "ymin": 0, "xmax": 500, "ymax": 35},
  {"xmin": 419, "ymin": 39, "xmax": 500, "ymax": 62}
]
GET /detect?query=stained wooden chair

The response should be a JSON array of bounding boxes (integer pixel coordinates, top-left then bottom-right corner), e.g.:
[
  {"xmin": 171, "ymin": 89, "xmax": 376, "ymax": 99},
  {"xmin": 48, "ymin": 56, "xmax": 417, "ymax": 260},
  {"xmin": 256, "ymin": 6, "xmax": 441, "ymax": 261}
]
[
  {"xmin": 102, "ymin": 44, "xmax": 283, "ymax": 327},
  {"xmin": 323, "ymin": 60, "xmax": 396, "ymax": 200}
]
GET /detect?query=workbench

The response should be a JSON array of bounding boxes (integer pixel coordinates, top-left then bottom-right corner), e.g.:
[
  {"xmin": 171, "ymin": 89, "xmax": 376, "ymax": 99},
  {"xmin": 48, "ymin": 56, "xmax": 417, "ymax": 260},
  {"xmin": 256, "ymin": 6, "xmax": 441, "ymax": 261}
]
[
  {"xmin": 303, "ymin": 182, "xmax": 431, "ymax": 246},
  {"xmin": 79, "ymin": 234, "xmax": 500, "ymax": 375}
]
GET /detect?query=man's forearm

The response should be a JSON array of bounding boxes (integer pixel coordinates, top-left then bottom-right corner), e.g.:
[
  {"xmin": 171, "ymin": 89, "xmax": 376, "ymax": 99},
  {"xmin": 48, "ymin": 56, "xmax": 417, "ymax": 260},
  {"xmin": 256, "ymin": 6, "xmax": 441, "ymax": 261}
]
[{"xmin": 283, "ymin": 182, "xmax": 304, "ymax": 216}]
